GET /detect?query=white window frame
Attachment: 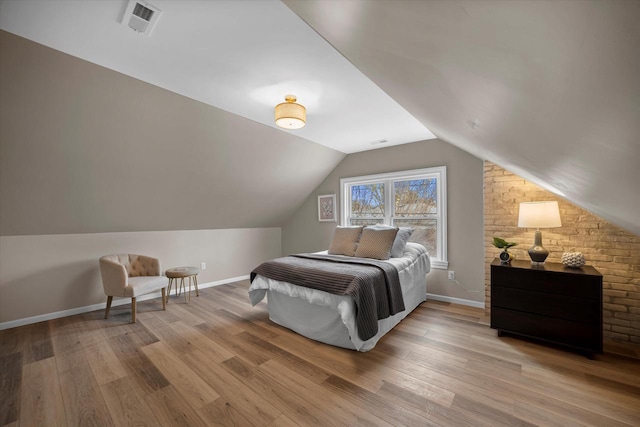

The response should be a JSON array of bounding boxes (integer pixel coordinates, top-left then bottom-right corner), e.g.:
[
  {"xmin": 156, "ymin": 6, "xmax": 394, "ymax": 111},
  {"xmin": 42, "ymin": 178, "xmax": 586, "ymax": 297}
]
[{"xmin": 340, "ymin": 166, "xmax": 448, "ymax": 269}]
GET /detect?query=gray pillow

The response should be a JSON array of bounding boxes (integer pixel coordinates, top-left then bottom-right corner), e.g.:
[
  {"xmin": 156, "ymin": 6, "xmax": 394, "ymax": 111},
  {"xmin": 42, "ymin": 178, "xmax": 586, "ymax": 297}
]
[{"xmin": 370, "ymin": 224, "xmax": 414, "ymax": 257}]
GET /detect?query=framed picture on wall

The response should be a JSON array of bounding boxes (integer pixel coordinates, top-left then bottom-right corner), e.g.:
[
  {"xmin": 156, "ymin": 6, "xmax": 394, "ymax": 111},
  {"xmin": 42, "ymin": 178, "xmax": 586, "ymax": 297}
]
[{"xmin": 318, "ymin": 194, "xmax": 336, "ymax": 222}]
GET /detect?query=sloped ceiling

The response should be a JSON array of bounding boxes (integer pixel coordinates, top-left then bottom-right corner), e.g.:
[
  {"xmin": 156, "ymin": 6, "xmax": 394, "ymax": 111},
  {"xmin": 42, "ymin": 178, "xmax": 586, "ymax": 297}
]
[
  {"xmin": 0, "ymin": 0, "xmax": 435, "ymax": 153},
  {"xmin": 0, "ymin": 0, "xmax": 638, "ymax": 236},
  {"xmin": 285, "ymin": 0, "xmax": 640, "ymax": 235}
]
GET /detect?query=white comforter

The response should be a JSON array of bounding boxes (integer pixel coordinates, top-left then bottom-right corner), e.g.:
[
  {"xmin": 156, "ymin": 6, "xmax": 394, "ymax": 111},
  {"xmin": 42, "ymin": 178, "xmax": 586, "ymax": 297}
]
[{"xmin": 249, "ymin": 242, "xmax": 430, "ymax": 351}]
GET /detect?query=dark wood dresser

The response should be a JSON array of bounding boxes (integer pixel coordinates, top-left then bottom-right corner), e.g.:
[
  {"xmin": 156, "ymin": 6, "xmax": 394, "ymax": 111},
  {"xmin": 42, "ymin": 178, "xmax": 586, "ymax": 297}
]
[{"xmin": 490, "ymin": 258, "xmax": 603, "ymax": 357}]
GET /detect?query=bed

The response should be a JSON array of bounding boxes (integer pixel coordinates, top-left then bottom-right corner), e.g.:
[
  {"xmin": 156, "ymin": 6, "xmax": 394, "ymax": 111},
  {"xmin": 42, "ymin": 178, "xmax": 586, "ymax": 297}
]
[{"xmin": 249, "ymin": 241, "xmax": 430, "ymax": 352}]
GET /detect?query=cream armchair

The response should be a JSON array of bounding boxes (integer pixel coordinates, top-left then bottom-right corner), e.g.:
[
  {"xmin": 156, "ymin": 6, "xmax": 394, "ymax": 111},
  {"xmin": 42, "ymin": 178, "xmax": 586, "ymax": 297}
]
[{"xmin": 99, "ymin": 254, "xmax": 167, "ymax": 323}]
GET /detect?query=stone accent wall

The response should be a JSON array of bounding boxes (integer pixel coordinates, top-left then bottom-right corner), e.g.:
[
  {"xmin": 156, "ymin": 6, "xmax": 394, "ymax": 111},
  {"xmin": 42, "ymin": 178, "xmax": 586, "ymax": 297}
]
[{"xmin": 484, "ymin": 161, "xmax": 640, "ymax": 345}]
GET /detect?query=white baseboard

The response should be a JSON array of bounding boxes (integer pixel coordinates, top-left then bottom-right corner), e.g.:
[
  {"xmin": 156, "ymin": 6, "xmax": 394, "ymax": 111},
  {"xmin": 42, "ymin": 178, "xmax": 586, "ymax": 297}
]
[
  {"xmin": 0, "ymin": 275, "xmax": 250, "ymax": 330},
  {"xmin": 426, "ymin": 293, "xmax": 485, "ymax": 309}
]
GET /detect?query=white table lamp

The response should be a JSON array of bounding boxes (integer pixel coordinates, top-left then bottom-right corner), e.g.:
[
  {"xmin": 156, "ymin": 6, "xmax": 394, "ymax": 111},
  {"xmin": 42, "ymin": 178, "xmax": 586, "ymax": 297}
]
[{"xmin": 518, "ymin": 201, "xmax": 562, "ymax": 264}]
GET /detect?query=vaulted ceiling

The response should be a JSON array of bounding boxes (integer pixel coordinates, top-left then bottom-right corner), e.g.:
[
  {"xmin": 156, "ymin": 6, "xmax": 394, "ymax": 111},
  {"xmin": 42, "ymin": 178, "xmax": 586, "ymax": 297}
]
[
  {"xmin": 1, "ymin": 0, "xmax": 638, "ymax": 235},
  {"xmin": 285, "ymin": 0, "xmax": 640, "ymax": 235}
]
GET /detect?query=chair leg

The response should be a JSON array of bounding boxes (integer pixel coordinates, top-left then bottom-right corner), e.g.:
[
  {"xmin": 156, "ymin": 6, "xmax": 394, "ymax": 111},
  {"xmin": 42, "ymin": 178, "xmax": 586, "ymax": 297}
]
[
  {"xmin": 105, "ymin": 296, "xmax": 113, "ymax": 319},
  {"xmin": 131, "ymin": 297, "xmax": 137, "ymax": 323},
  {"xmin": 162, "ymin": 288, "xmax": 166, "ymax": 310}
]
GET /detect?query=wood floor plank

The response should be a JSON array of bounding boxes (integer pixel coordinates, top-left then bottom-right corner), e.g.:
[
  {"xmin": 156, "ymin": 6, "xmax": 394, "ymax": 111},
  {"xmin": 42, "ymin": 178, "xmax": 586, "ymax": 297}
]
[
  {"xmin": 270, "ymin": 332, "xmax": 385, "ymax": 392},
  {"xmin": 163, "ymin": 301, "xmax": 211, "ymax": 327},
  {"xmin": 194, "ymin": 309, "xmax": 246, "ymax": 336},
  {"xmin": 20, "ymin": 357, "xmax": 67, "ymax": 426},
  {"xmin": 382, "ymin": 333, "xmax": 469, "ymax": 370},
  {"xmin": 56, "ymin": 348, "xmax": 115, "ymax": 426},
  {"xmin": 0, "ymin": 352, "xmax": 22, "ymax": 425},
  {"xmin": 238, "ymin": 331, "xmax": 331, "ymax": 384},
  {"xmin": 140, "ymin": 315, "xmax": 199, "ymax": 355},
  {"xmin": 376, "ymin": 380, "xmax": 481, "ymax": 427},
  {"xmin": 168, "ymin": 320, "xmax": 235, "ymax": 362},
  {"xmin": 100, "ymin": 375, "xmax": 161, "ymax": 427},
  {"xmin": 141, "ymin": 341, "xmax": 220, "ymax": 410},
  {"xmin": 0, "ymin": 328, "xmax": 24, "ymax": 357},
  {"xmin": 84, "ymin": 339, "xmax": 128, "ymax": 385},
  {"xmin": 221, "ymin": 356, "xmax": 345, "ymax": 426},
  {"xmin": 259, "ymin": 358, "xmax": 394, "ymax": 427},
  {"xmin": 216, "ymin": 308, "xmax": 279, "ymax": 340},
  {"xmin": 195, "ymin": 322, "xmax": 270, "ymax": 366},
  {"xmin": 266, "ymin": 414, "xmax": 299, "ymax": 427},
  {"xmin": 107, "ymin": 332, "xmax": 170, "ymax": 394},
  {"xmin": 450, "ymin": 394, "xmax": 536, "ymax": 427},
  {"xmin": 144, "ymin": 385, "xmax": 209, "ymax": 427},
  {"xmin": 50, "ymin": 314, "xmax": 108, "ymax": 357},
  {"xmin": 197, "ymin": 397, "xmax": 256, "ymax": 427},
  {"xmin": 512, "ymin": 399, "xmax": 593, "ymax": 427},
  {"xmin": 322, "ymin": 374, "xmax": 439, "ymax": 427},
  {"xmin": 182, "ymin": 350, "xmax": 281, "ymax": 426},
  {"xmin": 25, "ymin": 321, "xmax": 54, "ymax": 363}
]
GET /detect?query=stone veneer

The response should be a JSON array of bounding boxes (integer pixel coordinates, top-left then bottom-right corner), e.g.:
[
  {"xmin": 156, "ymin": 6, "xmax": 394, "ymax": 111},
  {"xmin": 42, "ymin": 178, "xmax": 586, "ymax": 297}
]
[{"xmin": 484, "ymin": 161, "xmax": 640, "ymax": 345}]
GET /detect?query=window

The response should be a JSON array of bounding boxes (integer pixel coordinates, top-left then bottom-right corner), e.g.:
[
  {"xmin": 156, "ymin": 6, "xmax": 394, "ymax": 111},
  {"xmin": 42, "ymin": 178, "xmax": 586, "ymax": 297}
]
[{"xmin": 340, "ymin": 167, "xmax": 447, "ymax": 269}]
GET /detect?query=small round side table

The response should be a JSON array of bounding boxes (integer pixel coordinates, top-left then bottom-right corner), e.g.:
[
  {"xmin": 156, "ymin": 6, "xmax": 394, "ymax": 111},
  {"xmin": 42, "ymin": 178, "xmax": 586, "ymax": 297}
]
[{"xmin": 165, "ymin": 266, "xmax": 199, "ymax": 303}]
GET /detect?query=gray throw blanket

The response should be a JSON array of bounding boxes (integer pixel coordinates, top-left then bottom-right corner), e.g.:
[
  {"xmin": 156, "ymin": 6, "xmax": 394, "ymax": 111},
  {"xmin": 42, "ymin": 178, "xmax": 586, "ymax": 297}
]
[{"xmin": 250, "ymin": 253, "xmax": 404, "ymax": 341}]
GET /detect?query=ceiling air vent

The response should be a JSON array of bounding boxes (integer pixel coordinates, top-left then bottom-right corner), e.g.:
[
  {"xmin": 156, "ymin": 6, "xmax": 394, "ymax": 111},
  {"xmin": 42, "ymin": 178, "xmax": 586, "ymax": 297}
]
[{"xmin": 121, "ymin": 0, "xmax": 162, "ymax": 36}]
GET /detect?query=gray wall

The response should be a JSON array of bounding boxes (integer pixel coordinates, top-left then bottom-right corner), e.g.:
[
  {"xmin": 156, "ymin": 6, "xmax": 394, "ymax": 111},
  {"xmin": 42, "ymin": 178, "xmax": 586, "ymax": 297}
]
[
  {"xmin": 0, "ymin": 31, "xmax": 343, "ymax": 325},
  {"xmin": 0, "ymin": 228, "xmax": 281, "ymax": 325},
  {"xmin": 282, "ymin": 139, "xmax": 486, "ymax": 303},
  {"xmin": 0, "ymin": 30, "xmax": 344, "ymax": 236}
]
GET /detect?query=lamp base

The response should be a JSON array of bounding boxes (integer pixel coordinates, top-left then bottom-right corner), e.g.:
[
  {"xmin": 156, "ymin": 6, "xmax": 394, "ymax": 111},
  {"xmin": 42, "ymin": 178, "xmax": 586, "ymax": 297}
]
[{"xmin": 528, "ymin": 230, "xmax": 549, "ymax": 264}]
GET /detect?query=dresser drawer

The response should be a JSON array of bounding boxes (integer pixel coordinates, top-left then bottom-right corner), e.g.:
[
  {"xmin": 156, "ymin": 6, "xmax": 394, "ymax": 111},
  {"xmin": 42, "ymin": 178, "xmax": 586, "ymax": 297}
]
[
  {"xmin": 492, "ymin": 287, "xmax": 600, "ymax": 324},
  {"xmin": 491, "ymin": 307, "xmax": 602, "ymax": 352},
  {"xmin": 491, "ymin": 264, "xmax": 600, "ymax": 298}
]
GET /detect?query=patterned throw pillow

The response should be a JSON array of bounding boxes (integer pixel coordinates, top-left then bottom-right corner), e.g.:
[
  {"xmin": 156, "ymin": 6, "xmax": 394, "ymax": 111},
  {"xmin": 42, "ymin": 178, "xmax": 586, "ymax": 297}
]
[
  {"xmin": 328, "ymin": 226, "xmax": 363, "ymax": 256},
  {"xmin": 354, "ymin": 227, "xmax": 399, "ymax": 260},
  {"xmin": 370, "ymin": 224, "xmax": 414, "ymax": 257}
]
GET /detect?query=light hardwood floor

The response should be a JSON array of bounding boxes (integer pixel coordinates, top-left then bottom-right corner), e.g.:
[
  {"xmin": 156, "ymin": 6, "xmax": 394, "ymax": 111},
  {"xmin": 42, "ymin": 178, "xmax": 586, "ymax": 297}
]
[{"xmin": 1, "ymin": 280, "xmax": 639, "ymax": 426}]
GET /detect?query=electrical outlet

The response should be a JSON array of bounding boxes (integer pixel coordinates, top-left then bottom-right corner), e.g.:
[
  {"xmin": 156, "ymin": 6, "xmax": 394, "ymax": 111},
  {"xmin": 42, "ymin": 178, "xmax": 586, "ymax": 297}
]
[
  {"xmin": 201, "ymin": 262, "xmax": 206, "ymax": 270},
  {"xmin": 448, "ymin": 270, "xmax": 455, "ymax": 281}
]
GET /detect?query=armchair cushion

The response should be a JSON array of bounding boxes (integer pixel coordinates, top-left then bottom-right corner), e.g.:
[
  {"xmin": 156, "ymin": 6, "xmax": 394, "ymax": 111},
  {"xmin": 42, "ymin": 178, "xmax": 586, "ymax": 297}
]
[{"xmin": 125, "ymin": 276, "xmax": 168, "ymax": 298}]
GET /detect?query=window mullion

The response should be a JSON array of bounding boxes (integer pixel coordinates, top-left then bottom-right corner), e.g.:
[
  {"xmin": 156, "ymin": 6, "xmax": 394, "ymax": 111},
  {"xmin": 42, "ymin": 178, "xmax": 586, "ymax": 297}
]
[{"xmin": 386, "ymin": 179, "xmax": 393, "ymax": 225}]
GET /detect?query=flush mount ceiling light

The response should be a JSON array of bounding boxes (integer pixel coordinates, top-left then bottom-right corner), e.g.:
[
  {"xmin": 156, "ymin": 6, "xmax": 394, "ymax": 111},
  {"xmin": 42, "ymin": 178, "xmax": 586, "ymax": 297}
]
[{"xmin": 275, "ymin": 95, "xmax": 306, "ymax": 129}]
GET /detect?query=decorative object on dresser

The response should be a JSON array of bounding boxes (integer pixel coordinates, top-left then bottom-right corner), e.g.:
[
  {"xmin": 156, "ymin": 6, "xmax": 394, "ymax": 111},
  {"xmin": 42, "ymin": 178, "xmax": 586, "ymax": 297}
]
[
  {"xmin": 562, "ymin": 251, "xmax": 586, "ymax": 268},
  {"xmin": 517, "ymin": 201, "xmax": 562, "ymax": 264},
  {"xmin": 490, "ymin": 258, "xmax": 603, "ymax": 358},
  {"xmin": 491, "ymin": 237, "xmax": 518, "ymax": 264}
]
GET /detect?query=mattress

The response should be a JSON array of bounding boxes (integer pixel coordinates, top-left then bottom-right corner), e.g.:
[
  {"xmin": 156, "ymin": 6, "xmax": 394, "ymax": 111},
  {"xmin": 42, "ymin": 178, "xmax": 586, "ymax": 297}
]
[{"xmin": 249, "ymin": 242, "xmax": 430, "ymax": 351}]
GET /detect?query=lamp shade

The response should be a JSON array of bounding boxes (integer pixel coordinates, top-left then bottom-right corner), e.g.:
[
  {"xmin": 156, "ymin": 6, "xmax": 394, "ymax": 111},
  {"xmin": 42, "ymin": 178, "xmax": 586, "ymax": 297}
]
[
  {"xmin": 275, "ymin": 95, "xmax": 306, "ymax": 129},
  {"xmin": 518, "ymin": 201, "xmax": 562, "ymax": 228}
]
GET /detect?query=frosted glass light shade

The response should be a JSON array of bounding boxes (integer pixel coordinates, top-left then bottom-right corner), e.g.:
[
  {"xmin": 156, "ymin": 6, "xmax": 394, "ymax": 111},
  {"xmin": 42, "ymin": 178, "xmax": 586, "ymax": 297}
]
[
  {"xmin": 518, "ymin": 201, "xmax": 562, "ymax": 228},
  {"xmin": 275, "ymin": 95, "xmax": 306, "ymax": 129}
]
